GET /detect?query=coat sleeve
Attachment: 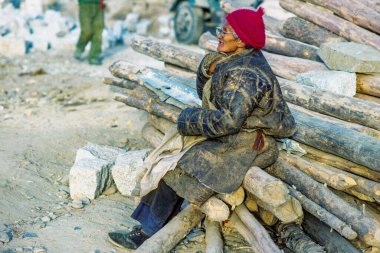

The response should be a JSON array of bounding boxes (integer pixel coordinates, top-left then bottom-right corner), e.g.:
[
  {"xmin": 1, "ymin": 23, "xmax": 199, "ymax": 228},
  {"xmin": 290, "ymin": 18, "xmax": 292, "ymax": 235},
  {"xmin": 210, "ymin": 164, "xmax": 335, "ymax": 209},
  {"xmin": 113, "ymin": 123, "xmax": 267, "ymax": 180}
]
[{"xmin": 178, "ymin": 68, "xmax": 268, "ymax": 138}]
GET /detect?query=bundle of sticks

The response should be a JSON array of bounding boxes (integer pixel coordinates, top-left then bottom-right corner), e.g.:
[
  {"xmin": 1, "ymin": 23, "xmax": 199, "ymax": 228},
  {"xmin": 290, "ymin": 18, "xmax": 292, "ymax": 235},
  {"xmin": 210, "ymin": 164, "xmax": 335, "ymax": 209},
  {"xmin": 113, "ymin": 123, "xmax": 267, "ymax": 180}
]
[{"xmin": 103, "ymin": 33, "xmax": 380, "ymax": 253}]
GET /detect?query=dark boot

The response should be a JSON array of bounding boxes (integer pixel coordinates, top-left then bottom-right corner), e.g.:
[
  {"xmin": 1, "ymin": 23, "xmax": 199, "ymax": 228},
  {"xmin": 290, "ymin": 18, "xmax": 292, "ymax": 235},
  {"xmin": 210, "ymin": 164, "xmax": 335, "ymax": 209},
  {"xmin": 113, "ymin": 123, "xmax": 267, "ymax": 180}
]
[{"xmin": 108, "ymin": 225, "xmax": 150, "ymax": 250}]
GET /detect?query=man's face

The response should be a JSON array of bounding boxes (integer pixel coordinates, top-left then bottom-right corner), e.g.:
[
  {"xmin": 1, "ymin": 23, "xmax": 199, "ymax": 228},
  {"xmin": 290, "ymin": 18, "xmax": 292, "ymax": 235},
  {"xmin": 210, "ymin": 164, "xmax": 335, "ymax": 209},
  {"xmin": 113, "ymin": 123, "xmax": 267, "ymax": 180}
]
[{"xmin": 216, "ymin": 23, "xmax": 241, "ymax": 55}]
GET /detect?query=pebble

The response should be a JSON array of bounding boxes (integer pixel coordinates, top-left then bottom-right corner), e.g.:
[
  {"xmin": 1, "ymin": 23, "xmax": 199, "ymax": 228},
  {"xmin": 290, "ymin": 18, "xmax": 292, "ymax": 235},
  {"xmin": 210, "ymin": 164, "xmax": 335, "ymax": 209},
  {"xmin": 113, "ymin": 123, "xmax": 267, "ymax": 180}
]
[
  {"xmin": 41, "ymin": 216, "xmax": 51, "ymax": 223},
  {"xmin": 21, "ymin": 232, "xmax": 38, "ymax": 238},
  {"xmin": 48, "ymin": 213, "xmax": 57, "ymax": 220},
  {"xmin": 0, "ymin": 231, "xmax": 12, "ymax": 243},
  {"xmin": 102, "ymin": 185, "xmax": 117, "ymax": 196},
  {"xmin": 81, "ymin": 197, "xmax": 90, "ymax": 206},
  {"xmin": 71, "ymin": 199, "xmax": 84, "ymax": 209}
]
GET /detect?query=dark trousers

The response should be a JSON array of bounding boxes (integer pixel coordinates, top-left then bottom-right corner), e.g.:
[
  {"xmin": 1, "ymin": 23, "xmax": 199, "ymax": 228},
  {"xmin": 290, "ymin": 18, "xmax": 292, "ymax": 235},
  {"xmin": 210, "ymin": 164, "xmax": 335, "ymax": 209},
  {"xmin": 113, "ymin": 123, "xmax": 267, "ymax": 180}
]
[{"xmin": 131, "ymin": 180, "xmax": 184, "ymax": 236}]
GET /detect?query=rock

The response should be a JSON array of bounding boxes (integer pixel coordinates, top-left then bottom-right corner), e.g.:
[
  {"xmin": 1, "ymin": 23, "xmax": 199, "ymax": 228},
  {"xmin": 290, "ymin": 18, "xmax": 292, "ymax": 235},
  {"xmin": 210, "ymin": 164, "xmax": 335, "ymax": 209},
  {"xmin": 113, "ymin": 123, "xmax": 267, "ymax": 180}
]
[
  {"xmin": 69, "ymin": 143, "xmax": 125, "ymax": 200},
  {"xmin": 48, "ymin": 213, "xmax": 57, "ymax": 220},
  {"xmin": 124, "ymin": 13, "xmax": 140, "ymax": 32},
  {"xmin": 0, "ymin": 231, "xmax": 12, "ymax": 243},
  {"xmin": 102, "ymin": 184, "xmax": 117, "ymax": 196},
  {"xmin": 319, "ymin": 42, "xmax": 380, "ymax": 73},
  {"xmin": 40, "ymin": 216, "xmax": 51, "ymax": 222},
  {"xmin": 136, "ymin": 19, "xmax": 152, "ymax": 36},
  {"xmin": 21, "ymin": 232, "xmax": 38, "ymax": 238},
  {"xmin": 0, "ymin": 37, "xmax": 26, "ymax": 57},
  {"xmin": 111, "ymin": 149, "xmax": 150, "ymax": 196},
  {"xmin": 296, "ymin": 70, "xmax": 356, "ymax": 97},
  {"xmin": 71, "ymin": 199, "xmax": 84, "ymax": 209}
]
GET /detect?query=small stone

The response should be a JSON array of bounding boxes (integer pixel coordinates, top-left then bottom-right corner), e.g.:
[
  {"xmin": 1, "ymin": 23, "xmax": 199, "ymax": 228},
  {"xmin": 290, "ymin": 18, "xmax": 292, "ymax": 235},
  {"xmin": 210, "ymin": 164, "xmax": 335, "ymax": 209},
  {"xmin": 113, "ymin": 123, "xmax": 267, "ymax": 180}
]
[
  {"xmin": 80, "ymin": 197, "xmax": 90, "ymax": 206},
  {"xmin": 40, "ymin": 216, "xmax": 51, "ymax": 222},
  {"xmin": 74, "ymin": 226, "xmax": 81, "ymax": 231},
  {"xmin": 0, "ymin": 231, "xmax": 12, "ymax": 243},
  {"xmin": 71, "ymin": 199, "xmax": 84, "ymax": 209},
  {"xmin": 48, "ymin": 213, "xmax": 57, "ymax": 220},
  {"xmin": 102, "ymin": 184, "xmax": 117, "ymax": 196},
  {"xmin": 21, "ymin": 232, "xmax": 38, "ymax": 238}
]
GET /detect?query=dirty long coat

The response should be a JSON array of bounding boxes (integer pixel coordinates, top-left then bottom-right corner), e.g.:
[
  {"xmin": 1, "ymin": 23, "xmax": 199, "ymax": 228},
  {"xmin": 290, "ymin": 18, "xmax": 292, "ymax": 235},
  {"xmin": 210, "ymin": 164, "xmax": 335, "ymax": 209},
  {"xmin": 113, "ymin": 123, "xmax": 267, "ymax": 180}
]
[{"xmin": 163, "ymin": 49, "xmax": 296, "ymax": 203}]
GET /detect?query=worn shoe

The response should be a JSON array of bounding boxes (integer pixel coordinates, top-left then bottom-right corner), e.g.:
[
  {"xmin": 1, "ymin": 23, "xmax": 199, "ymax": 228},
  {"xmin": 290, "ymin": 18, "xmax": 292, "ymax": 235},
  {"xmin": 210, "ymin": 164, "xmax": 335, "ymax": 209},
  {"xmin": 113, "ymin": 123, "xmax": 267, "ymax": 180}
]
[
  {"xmin": 88, "ymin": 57, "xmax": 102, "ymax": 65},
  {"xmin": 74, "ymin": 49, "xmax": 83, "ymax": 61},
  {"xmin": 108, "ymin": 226, "xmax": 150, "ymax": 249}
]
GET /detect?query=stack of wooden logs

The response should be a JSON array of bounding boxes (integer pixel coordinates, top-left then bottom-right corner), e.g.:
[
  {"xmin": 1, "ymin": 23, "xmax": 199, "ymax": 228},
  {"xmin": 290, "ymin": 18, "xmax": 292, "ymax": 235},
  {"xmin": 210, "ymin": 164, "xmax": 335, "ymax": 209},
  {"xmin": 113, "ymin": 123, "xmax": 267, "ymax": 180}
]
[{"xmin": 103, "ymin": 32, "xmax": 380, "ymax": 253}]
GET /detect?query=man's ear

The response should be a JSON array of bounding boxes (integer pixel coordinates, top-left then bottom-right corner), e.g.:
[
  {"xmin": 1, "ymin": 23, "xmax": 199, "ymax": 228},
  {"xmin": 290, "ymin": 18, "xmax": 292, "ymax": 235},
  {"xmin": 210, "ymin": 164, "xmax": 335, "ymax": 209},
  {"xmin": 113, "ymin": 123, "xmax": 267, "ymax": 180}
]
[{"xmin": 237, "ymin": 39, "xmax": 246, "ymax": 48}]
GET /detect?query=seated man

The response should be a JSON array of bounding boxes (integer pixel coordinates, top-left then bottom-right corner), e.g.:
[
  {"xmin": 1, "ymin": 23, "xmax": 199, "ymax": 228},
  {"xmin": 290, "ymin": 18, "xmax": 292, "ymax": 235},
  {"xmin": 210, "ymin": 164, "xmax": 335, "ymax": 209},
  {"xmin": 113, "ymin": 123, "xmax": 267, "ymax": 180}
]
[{"xmin": 108, "ymin": 7, "xmax": 296, "ymax": 250}]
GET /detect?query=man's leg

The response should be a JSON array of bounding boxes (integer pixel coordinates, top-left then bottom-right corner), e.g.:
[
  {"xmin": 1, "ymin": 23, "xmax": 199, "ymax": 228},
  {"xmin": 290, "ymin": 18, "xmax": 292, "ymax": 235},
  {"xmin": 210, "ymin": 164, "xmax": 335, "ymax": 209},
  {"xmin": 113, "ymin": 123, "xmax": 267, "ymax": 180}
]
[
  {"xmin": 88, "ymin": 5, "xmax": 104, "ymax": 65},
  {"xmin": 75, "ymin": 4, "xmax": 94, "ymax": 59},
  {"xmin": 108, "ymin": 180, "xmax": 183, "ymax": 249}
]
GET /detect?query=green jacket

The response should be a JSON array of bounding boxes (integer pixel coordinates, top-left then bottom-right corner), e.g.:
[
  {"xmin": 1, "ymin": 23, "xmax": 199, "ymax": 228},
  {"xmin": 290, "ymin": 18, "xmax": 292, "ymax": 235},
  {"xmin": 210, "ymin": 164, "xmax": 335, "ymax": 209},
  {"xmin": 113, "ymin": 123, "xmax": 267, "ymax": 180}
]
[{"xmin": 78, "ymin": 0, "xmax": 101, "ymax": 4}]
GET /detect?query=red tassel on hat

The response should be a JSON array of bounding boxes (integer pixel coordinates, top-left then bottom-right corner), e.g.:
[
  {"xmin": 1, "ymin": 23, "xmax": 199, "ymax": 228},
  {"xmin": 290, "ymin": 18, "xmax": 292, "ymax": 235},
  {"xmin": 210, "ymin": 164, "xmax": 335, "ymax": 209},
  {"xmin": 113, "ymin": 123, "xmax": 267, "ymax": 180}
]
[
  {"xmin": 100, "ymin": 0, "xmax": 105, "ymax": 10},
  {"xmin": 226, "ymin": 7, "xmax": 266, "ymax": 49}
]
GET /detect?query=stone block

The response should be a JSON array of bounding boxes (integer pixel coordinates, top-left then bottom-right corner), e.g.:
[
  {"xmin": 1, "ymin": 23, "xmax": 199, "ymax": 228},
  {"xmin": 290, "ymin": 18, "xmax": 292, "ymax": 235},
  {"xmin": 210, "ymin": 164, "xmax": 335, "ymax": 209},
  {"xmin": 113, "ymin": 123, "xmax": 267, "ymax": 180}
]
[
  {"xmin": 319, "ymin": 42, "xmax": 380, "ymax": 74},
  {"xmin": 296, "ymin": 70, "xmax": 356, "ymax": 97},
  {"xmin": 69, "ymin": 143, "xmax": 126, "ymax": 200},
  {"xmin": 112, "ymin": 149, "xmax": 151, "ymax": 196},
  {"xmin": 0, "ymin": 37, "xmax": 26, "ymax": 56}
]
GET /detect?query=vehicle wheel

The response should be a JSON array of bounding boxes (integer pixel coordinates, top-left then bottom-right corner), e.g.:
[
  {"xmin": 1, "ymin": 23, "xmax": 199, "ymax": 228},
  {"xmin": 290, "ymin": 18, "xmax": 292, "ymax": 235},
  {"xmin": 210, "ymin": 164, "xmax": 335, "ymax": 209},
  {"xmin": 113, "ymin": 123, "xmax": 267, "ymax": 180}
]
[{"xmin": 174, "ymin": 1, "xmax": 204, "ymax": 44}]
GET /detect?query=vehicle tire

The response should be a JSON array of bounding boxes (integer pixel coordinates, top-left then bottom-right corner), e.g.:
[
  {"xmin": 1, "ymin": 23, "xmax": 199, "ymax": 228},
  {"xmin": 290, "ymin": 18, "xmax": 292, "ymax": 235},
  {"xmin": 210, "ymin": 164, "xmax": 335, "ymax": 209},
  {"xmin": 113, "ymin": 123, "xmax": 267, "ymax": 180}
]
[{"xmin": 174, "ymin": 1, "xmax": 204, "ymax": 44}]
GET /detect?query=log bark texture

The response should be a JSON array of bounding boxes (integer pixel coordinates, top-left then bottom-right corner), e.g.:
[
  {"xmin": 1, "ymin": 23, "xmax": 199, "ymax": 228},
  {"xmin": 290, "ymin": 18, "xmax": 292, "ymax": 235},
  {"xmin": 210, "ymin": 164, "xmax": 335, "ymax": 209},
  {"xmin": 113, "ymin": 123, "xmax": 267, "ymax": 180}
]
[
  {"xmin": 279, "ymin": 0, "xmax": 380, "ymax": 51},
  {"xmin": 299, "ymin": 143, "xmax": 380, "ymax": 182},
  {"xmin": 235, "ymin": 204, "xmax": 282, "ymax": 253},
  {"xmin": 303, "ymin": 212, "xmax": 361, "ymax": 253},
  {"xmin": 277, "ymin": 223, "xmax": 326, "ymax": 253},
  {"xmin": 290, "ymin": 109, "xmax": 380, "ymax": 172},
  {"xmin": 243, "ymin": 166, "xmax": 290, "ymax": 207},
  {"xmin": 288, "ymin": 187, "xmax": 358, "ymax": 240},
  {"xmin": 135, "ymin": 204, "xmax": 205, "ymax": 253},
  {"xmin": 280, "ymin": 152, "xmax": 357, "ymax": 191},
  {"xmin": 357, "ymin": 74, "xmax": 380, "ymax": 98},
  {"xmin": 267, "ymin": 160, "xmax": 380, "ymax": 247},
  {"xmin": 303, "ymin": 0, "xmax": 380, "ymax": 35},
  {"xmin": 205, "ymin": 218, "xmax": 224, "ymax": 253},
  {"xmin": 279, "ymin": 16, "xmax": 347, "ymax": 47}
]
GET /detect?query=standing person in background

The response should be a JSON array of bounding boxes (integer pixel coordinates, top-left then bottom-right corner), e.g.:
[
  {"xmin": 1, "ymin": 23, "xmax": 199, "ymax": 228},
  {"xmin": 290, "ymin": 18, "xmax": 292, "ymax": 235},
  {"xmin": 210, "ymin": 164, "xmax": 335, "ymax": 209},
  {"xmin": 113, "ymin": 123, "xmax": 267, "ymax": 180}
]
[{"xmin": 74, "ymin": 0, "xmax": 105, "ymax": 65}]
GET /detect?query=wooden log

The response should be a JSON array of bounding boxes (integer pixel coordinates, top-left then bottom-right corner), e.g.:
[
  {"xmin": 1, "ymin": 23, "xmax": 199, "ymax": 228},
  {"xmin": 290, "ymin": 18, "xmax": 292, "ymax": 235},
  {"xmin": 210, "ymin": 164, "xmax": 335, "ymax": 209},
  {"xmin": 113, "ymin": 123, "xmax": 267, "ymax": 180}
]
[
  {"xmin": 103, "ymin": 76, "xmax": 138, "ymax": 89},
  {"xmin": 267, "ymin": 160, "xmax": 380, "ymax": 247},
  {"xmin": 357, "ymin": 74, "xmax": 380, "ymax": 98},
  {"xmin": 135, "ymin": 204, "xmax": 205, "ymax": 253},
  {"xmin": 263, "ymin": 15, "xmax": 282, "ymax": 36},
  {"xmin": 131, "ymin": 35, "xmax": 203, "ymax": 72},
  {"xmin": 235, "ymin": 204, "xmax": 282, "ymax": 253},
  {"xmin": 303, "ymin": 212, "xmax": 361, "ymax": 253},
  {"xmin": 290, "ymin": 108, "xmax": 380, "ymax": 172},
  {"xmin": 148, "ymin": 114, "xmax": 174, "ymax": 134},
  {"xmin": 217, "ymin": 186, "xmax": 245, "ymax": 208},
  {"xmin": 279, "ymin": 77, "xmax": 380, "ymax": 132},
  {"xmin": 244, "ymin": 193, "xmax": 259, "ymax": 213},
  {"xmin": 142, "ymin": 123, "xmax": 164, "ymax": 148},
  {"xmin": 362, "ymin": 0, "xmax": 380, "ymax": 14},
  {"xmin": 114, "ymin": 94, "xmax": 180, "ymax": 124},
  {"xmin": 288, "ymin": 187, "xmax": 358, "ymax": 240},
  {"xmin": 279, "ymin": 152, "xmax": 357, "ymax": 191},
  {"xmin": 277, "ymin": 223, "xmax": 326, "ymax": 253},
  {"xmin": 298, "ymin": 142, "xmax": 380, "ymax": 182},
  {"xmin": 279, "ymin": 0, "xmax": 380, "ymax": 51},
  {"xmin": 200, "ymin": 196, "xmax": 230, "ymax": 222},
  {"xmin": 205, "ymin": 218, "xmax": 224, "ymax": 253},
  {"xmin": 265, "ymin": 33, "xmax": 320, "ymax": 61},
  {"xmin": 279, "ymin": 16, "xmax": 346, "ymax": 47},
  {"xmin": 355, "ymin": 93, "xmax": 380, "ymax": 105},
  {"xmin": 243, "ymin": 166, "xmax": 290, "ymax": 207},
  {"xmin": 229, "ymin": 212, "xmax": 264, "ymax": 253},
  {"xmin": 198, "ymin": 32, "xmax": 327, "ymax": 80},
  {"xmin": 302, "ymin": 157, "xmax": 380, "ymax": 203},
  {"xmin": 256, "ymin": 196, "xmax": 303, "ymax": 224},
  {"xmin": 288, "ymin": 104, "xmax": 380, "ymax": 139},
  {"xmin": 258, "ymin": 207, "xmax": 279, "ymax": 226},
  {"xmin": 302, "ymin": 0, "xmax": 380, "ymax": 35}
]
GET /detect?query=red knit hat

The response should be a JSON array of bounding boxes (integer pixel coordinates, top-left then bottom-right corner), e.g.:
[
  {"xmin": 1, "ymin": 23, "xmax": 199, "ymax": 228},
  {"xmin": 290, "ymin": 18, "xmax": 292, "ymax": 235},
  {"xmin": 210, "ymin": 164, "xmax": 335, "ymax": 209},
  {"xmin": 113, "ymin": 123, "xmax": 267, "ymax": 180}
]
[{"xmin": 226, "ymin": 7, "xmax": 266, "ymax": 49}]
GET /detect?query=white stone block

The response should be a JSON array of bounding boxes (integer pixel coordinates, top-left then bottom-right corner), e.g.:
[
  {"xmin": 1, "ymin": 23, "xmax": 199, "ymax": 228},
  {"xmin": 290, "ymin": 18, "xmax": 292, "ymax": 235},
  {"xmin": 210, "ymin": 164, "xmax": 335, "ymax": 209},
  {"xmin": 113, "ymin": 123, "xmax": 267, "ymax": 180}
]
[
  {"xmin": 296, "ymin": 70, "xmax": 357, "ymax": 97},
  {"xmin": 0, "ymin": 37, "xmax": 25, "ymax": 56},
  {"xmin": 123, "ymin": 13, "xmax": 140, "ymax": 32},
  {"xmin": 112, "ymin": 149, "xmax": 151, "ymax": 196},
  {"xmin": 136, "ymin": 19, "xmax": 151, "ymax": 36},
  {"xmin": 69, "ymin": 143, "xmax": 126, "ymax": 200}
]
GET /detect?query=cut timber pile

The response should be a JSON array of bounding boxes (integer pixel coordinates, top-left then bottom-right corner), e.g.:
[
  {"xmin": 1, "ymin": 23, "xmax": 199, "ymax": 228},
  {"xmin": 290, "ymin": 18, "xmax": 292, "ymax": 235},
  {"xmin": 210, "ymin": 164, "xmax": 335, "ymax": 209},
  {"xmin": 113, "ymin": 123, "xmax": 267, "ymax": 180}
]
[
  {"xmin": 221, "ymin": 0, "xmax": 380, "ymax": 103},
  {"xmin": 104, "ymin": 34, "xmax": 380, "ymax": 252}
]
